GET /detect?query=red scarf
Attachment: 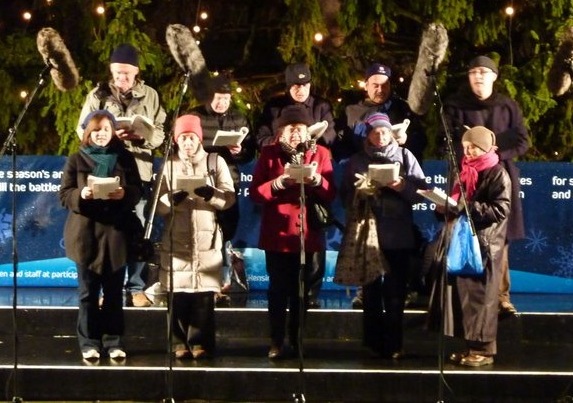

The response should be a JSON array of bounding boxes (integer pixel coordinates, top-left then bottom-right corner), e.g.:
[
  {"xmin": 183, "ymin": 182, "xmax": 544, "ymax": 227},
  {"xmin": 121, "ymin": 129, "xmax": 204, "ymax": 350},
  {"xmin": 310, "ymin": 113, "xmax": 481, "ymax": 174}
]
[{"xmin": 451, "ymin": 150, "xmax": 499, "ymax": 202}]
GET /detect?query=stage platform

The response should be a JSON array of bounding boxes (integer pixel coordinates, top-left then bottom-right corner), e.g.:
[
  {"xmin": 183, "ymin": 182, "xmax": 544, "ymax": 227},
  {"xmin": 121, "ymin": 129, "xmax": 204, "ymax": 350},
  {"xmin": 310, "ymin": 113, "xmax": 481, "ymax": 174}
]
[{"xmin": 0, "ymin": 288, "xmax": 572, "ymax": 402}]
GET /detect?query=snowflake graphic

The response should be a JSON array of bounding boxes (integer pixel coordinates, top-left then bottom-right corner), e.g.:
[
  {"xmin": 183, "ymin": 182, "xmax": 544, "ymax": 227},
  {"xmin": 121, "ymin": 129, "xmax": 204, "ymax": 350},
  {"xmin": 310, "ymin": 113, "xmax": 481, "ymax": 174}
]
[
  {"xmin": 0, "ymin": 208, "xmax": 13, "ymax": 243},
  {"xmin": 524, "ymin": 228, "xmax": 548, "ymax": 253},
  {"xmin": 421, "ymin": 223, "xmax": 443, "ymax": 242},
  {"xmin": 550, "ymin": 244, "xmax": 573, "ymax": 278}
]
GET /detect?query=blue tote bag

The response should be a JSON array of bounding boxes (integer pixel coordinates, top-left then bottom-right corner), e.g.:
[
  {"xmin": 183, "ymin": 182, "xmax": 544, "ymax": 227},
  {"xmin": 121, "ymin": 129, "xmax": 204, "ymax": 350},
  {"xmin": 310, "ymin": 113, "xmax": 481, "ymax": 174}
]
[{"xmin": 446, "ymin": 214, "xmax": 484, "ymax": 277}]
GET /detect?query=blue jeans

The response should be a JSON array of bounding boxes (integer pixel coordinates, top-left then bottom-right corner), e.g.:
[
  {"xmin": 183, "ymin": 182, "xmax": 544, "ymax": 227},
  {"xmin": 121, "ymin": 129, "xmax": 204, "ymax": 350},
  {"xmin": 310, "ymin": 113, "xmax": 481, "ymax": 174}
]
[{"xmin": 125, "ymin": 182, "xmax": 151, "ymax": 293}]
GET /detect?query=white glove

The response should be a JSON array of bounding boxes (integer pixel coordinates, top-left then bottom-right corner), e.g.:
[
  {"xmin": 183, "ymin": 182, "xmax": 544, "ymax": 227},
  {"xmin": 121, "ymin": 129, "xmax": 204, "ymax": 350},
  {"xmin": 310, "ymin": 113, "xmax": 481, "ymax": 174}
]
[{"xmin": 354, "ymin": 173, "xmax": 376, "ymax": 196}]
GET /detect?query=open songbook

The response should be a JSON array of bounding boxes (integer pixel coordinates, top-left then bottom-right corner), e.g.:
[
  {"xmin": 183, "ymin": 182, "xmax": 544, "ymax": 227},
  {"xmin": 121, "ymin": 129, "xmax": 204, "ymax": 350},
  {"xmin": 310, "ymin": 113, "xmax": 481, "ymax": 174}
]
[
  {"xmin": 87, "ymin": 175, "xmax": 120, "ymax": 200},
  {"xmin": 174, "ymin": 175, "xmax": 208, "ymax": 193},
  {"xmin": 368, "ymin": 162, "xmax": 400, "ymax": 184},
  {"xmin": 391, "ymin": 119, "xmax": 410, "ymax": 145},
  {"xmin": 417, "ymin": 187, "xmax": 458, "ymax": 208},
  {"xmin": 212, "ymin": 127, "xmax": 249, "ymax": 147},
  {"xmin": 115, "ymin": 114, "xmax": 155, "ymax": 141},
  {"xmin": 284, "ymin": 161, "xmax": 318, "ymax": 183}
]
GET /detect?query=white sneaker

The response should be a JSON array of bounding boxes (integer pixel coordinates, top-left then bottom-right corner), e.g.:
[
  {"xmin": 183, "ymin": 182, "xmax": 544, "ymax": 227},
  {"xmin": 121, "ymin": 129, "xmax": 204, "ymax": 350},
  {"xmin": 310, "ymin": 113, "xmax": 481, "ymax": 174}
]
[
  {"xmin": 82, "ymin": 349, "xmax": 100, "ymax": 360},
  {"xmin": 109, "ymin": 348, "xmax": 126, "ymax": 359}
]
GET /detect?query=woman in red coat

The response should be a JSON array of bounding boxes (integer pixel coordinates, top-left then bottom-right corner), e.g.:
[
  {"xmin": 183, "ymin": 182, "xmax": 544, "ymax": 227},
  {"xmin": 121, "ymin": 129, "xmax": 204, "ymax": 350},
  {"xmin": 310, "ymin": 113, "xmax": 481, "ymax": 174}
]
[{"xmin": 250, "ymin": 105, "xmax": 336, "ymax": 359}]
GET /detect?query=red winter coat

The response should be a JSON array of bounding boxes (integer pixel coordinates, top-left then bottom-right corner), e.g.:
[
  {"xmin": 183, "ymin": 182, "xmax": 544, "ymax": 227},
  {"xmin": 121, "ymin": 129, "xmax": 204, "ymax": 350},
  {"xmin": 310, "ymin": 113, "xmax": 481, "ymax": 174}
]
[{"xmin": 249, "ymin": 144, "xmax": 336, "ymax": 253}]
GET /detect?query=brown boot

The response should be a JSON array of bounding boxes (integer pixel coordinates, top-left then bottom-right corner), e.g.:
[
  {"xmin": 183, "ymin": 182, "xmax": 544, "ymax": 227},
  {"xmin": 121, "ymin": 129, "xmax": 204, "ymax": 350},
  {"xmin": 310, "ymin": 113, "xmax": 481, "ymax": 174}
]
[{"xmin": 128, "ymin": 292, "xmax": 151, "ymax": 307}]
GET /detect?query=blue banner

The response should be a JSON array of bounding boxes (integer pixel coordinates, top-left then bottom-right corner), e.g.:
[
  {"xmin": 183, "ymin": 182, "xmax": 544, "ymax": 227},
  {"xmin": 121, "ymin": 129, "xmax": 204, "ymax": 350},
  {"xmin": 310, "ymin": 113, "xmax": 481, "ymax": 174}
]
[{"xmin": 0, "ymin": 156, "xmax": 572, "ymax": 294}]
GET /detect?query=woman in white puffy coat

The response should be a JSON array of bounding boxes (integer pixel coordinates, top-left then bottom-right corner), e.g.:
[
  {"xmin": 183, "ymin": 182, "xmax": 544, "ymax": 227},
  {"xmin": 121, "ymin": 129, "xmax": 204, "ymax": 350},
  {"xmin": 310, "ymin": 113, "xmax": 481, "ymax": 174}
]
[{"xmin": 157, "ymin": 114, "xmax": 235, "ymax": 359}]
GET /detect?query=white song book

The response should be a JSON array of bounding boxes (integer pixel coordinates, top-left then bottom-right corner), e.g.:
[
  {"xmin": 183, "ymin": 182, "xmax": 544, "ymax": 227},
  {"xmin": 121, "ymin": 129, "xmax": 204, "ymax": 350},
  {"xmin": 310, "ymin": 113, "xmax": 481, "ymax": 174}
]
[
  {"xmin": 284, "ymin": 161, "xmax": 318, "ymax": 183},
  {"xmin": 368, "ymin": 162, "xmax": 400, "ymax": 184},
  {"xmin": 212, "ymin": 127, "xmax": 249, "ymax": 147},
  {"xmin": 174, "ymin": 175, "xmax": 208, "ymax": 193},
  {"xmin": 417, "ymin": 187, "xmax": 458, "ymax": 208},
  {"xmin": 115, "ymin": 114, "xmax": 155, "ymax": 141},
  {"xmin": 87, "ymin": 175, "xmax": 120, "ymax": 200}
]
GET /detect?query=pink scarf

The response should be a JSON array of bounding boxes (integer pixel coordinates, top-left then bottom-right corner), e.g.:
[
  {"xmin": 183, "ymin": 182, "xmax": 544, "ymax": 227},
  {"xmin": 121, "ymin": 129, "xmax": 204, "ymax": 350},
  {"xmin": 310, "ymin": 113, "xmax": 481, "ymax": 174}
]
[{"xmin": 451, "ymin": 150, "xmax": 499, "ymax": 202}]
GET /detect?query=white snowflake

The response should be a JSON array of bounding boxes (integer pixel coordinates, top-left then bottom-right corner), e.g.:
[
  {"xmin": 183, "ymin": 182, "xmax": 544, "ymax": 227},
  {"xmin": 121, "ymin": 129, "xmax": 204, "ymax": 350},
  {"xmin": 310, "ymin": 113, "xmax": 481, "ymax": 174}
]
[
  {"xmin": 524, "ymin": 228, "xmax": 548, "ymax": 253},
  {"xmin": 0, "ymin": 208, "xmax": 13, "ymax": 243},
  {"xmin": 550, "ymin": 244, "xmax": 573, "ymax": 278}
]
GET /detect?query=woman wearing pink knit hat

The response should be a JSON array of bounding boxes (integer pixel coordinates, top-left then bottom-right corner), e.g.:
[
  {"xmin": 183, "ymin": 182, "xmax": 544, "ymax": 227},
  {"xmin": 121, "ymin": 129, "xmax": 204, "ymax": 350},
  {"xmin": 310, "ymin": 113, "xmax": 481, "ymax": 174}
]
[{"xmin": 156, "ymin": 114, "xmax": 236, "ymax": 359}]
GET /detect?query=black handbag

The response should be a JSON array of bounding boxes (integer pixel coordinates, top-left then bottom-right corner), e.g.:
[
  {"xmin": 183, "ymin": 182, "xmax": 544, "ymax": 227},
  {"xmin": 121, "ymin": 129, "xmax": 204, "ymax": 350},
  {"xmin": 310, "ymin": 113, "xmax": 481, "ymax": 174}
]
[{"xmin": 307, "ymin": 199, "xmax": 344, "ymax": 231}]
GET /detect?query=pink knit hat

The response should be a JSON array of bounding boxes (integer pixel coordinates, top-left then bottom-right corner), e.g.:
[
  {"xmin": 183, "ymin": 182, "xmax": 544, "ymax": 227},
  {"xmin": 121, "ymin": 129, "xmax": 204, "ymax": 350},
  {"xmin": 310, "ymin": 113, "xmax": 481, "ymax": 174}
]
[{"xmin": 173, "ymin": 114, "xmax": 203, "ymax": 142}]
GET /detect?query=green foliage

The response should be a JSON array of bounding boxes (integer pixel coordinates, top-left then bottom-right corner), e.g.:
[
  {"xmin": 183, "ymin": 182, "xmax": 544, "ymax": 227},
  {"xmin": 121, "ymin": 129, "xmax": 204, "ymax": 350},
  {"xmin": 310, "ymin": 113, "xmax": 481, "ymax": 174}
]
[{"xmin": 3, "ymin": 0, "xmax": 573, "ymax": 161}]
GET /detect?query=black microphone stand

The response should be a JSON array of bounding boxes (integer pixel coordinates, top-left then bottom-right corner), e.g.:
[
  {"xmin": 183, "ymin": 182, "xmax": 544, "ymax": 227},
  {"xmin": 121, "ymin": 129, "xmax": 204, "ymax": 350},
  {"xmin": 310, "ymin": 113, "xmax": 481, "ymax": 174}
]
[
  {"xmin": 426, "ymin": 62, "xmax": 475, "ymax": 403},
  {"xmin": 293, "ymin": 151, "xmax": 307, "ymax": 403},
  {"xmin": 0, "ymin": 64, "xmax": 51, "ymax": 403},
  {"xmin": 147, "ymin": 71, "xmax": 190, "ymax": 403}
]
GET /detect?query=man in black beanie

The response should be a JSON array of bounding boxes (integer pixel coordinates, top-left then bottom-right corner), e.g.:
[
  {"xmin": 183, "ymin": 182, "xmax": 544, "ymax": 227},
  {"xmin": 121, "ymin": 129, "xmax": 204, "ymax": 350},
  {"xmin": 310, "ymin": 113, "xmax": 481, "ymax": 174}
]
[
  {"xmin": 188, "ymin": 75, "xmax": 256, "ymax": 306},
  {"xmin": 442, "ymin": 54, "xmax": 529, "ymax": 317},
  {"xmin": 76, "ymin": 43, "xmax": 167, "ymax": 307}
]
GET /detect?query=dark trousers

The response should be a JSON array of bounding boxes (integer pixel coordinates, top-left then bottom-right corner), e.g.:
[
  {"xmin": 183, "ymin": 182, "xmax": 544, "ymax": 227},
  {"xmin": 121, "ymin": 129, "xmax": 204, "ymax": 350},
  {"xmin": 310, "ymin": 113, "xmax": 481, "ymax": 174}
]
[
  {"xmin": 171, "ymin": 291, "xmax": 216, "ymax": 353},
  {"xmin": 362, "ymin": 249, "xmax": 408, "ymax": 356},
  {"xmin": 77, "ymin": 264, "xmax": 126, "ymax": 353},
  {"xmin": 307, "ymin": 250, "xmax": 326, "ymax": 300},
  {"xmin": 265, "ymin": 251, "xmax": 314, "ymax": 347}
]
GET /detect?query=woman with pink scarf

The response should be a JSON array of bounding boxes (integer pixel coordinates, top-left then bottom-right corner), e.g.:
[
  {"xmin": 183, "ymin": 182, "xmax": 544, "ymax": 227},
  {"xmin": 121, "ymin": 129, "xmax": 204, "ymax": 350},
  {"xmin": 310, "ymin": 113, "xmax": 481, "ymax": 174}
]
[{"xmin": 428, "ymin": 126, "xmax": 511, "ymax": 367}]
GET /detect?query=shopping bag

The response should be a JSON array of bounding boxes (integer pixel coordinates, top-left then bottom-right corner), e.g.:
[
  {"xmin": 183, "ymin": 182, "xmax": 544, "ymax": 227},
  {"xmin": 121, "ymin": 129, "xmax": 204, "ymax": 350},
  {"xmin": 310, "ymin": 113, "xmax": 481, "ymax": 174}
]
[
  {"xmin": 446, "ymin": 215, "xmax": 484, "ymax": 277},
  {"xmin": 334, "ymin": 199, "xmax": 389, "ymax": 286}
]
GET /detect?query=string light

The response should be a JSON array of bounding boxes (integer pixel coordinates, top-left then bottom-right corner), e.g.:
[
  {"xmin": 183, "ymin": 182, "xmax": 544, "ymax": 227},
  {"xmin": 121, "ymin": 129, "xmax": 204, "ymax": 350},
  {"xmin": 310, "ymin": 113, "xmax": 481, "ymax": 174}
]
[
  {"xmin": 314, "ymin": 32, "xmax": 323, "ymax": 43},
  {"xmin": 236, "ymin": 87, "xmax": 242, "ymax": 93},
  {"xmin": 192, "ymin": 25, "xmax": 201, "ymax": 33},
  {"xmin": 20, "ymin": 91, "xmax": 28, "ymax": 99},
  {"xmin": 200, "ymin": 11, "xmax": 208, "ymax": 20},
  {"xmin": 22, "ymin": 11, "xmax": 32, "ymax": 21},
  {"xmin": 96, "ymin": 5, "xmax": 105, "ymax": 14},
  {"xmin": 505, "ymin": 3, "xmax": 514, "ymax": 66}
]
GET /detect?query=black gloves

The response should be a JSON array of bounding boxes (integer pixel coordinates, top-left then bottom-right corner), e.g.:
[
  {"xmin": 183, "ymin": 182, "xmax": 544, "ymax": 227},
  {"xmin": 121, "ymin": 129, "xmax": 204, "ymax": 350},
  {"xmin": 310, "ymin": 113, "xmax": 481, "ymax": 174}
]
[
  {"xmin": 194, "ymin": 185, "xmax": 215, "ymax": 201},
  {"xmin": 171, "ymin": 190, "xmax": 189, "ymax": 206}
]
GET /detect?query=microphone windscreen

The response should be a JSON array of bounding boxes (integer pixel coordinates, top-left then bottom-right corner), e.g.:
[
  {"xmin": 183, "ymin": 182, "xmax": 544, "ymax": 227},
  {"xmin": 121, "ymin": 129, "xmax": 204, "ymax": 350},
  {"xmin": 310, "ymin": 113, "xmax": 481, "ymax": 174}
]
[
  {"xmin": 166, "ymin": 24, "xmax": 211, "ymax": 103},
  {"xmin": 548, "ymin": 27, "xmax": 573, "ymax": 97},
  {"xmin": 407, "ymin": 23, "xmax": 448, "ymax": 115},
  {"xmin": 36, "ymin": 27, "xmax": 79, "ymax": 91}
]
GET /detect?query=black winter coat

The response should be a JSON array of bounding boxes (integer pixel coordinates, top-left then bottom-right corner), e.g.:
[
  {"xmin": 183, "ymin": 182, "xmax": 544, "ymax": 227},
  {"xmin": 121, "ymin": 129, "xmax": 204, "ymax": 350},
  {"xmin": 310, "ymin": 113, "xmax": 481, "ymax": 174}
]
[
  {"xmin": 428, "ymin": 163, "xmax": 511, "ymax": 344},
  {"xmin": 444, "ymin": 85, "xmax": 529, "ymax": 240},
  {"xmin": 59, "ymin": 145, "xmax": 142, "ymax": 274}
]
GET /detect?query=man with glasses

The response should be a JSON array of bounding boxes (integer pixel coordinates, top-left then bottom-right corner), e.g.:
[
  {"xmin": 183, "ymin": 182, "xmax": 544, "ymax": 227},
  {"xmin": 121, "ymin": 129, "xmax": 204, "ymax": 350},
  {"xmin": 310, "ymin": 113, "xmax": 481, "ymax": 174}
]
[{"xmin": 442, "ymin": 55, "xmax": 530, "ymax": 317}]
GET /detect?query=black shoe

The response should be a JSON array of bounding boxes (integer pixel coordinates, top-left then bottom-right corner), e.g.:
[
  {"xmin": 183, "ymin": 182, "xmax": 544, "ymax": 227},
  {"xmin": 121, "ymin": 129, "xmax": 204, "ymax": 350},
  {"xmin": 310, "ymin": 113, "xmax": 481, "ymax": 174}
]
[
  {"xmin": 499, "ymin": 301, "xmax": 517, "ymax": 317},
  {"xmin": 307, "ymin": 298, "xmax": 321, "ymax": 309},
  {"xmin": 215, "ymin": 293, "xmax": 231, "ymax": 307},
  {"xmin": 268, "ymin": 344, "xmax": 283, "ymax": 359},
  {"xmin": 351, "ymin": 296, "xmax": 363, "ymax": 309}
]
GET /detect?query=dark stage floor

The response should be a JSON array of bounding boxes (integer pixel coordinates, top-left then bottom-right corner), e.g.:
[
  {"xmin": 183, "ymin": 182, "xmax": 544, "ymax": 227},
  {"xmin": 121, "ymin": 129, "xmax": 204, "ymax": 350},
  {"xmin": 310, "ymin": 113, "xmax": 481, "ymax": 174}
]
[{"xmin": 0, "ymin": 288, "xmax": 572, "ymax": 402}]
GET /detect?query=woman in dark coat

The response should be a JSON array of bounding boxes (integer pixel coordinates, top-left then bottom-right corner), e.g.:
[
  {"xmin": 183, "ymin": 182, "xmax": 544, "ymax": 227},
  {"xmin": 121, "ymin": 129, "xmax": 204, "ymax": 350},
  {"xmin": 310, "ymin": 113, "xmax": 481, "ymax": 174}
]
[
  {"xmin": 428, "ymin": 126, "xmax": 511, "ymax": 367},
  {"xmin": 59, "ymin": 110, "xmax": 142, "ymax": 361}
]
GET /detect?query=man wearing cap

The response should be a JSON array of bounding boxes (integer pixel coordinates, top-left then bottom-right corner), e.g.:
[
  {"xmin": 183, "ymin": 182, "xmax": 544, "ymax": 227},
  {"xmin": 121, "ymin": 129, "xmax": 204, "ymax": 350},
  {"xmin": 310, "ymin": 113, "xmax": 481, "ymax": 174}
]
[
  {"xmin": 250, "ymin": 104, "xmax": 336, "ymax": 359},
  {"xmin": 333, "ymin": 62, "xmax": 427, "ymax": 163},
  {"xmin": 443, "ymin": 55, "xmax": 529, "ymax": 316},
  {"xmin": 77, "ymin": 43, "xmax": 167, "ymax": 307},
  {"xmin": 255, "ymin": 62, "xmax": 336, "ymax": 150},
  {"xmin": 188, "ymin": 75, "xmax": 256, "ymax": 305},
  {"xmin": 255, "ymin": 62, "xmax": 336, "ymax": 309},
  {"xmin": 334, "ymin": 62, "xmax": 427, "ymax": 310}
]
